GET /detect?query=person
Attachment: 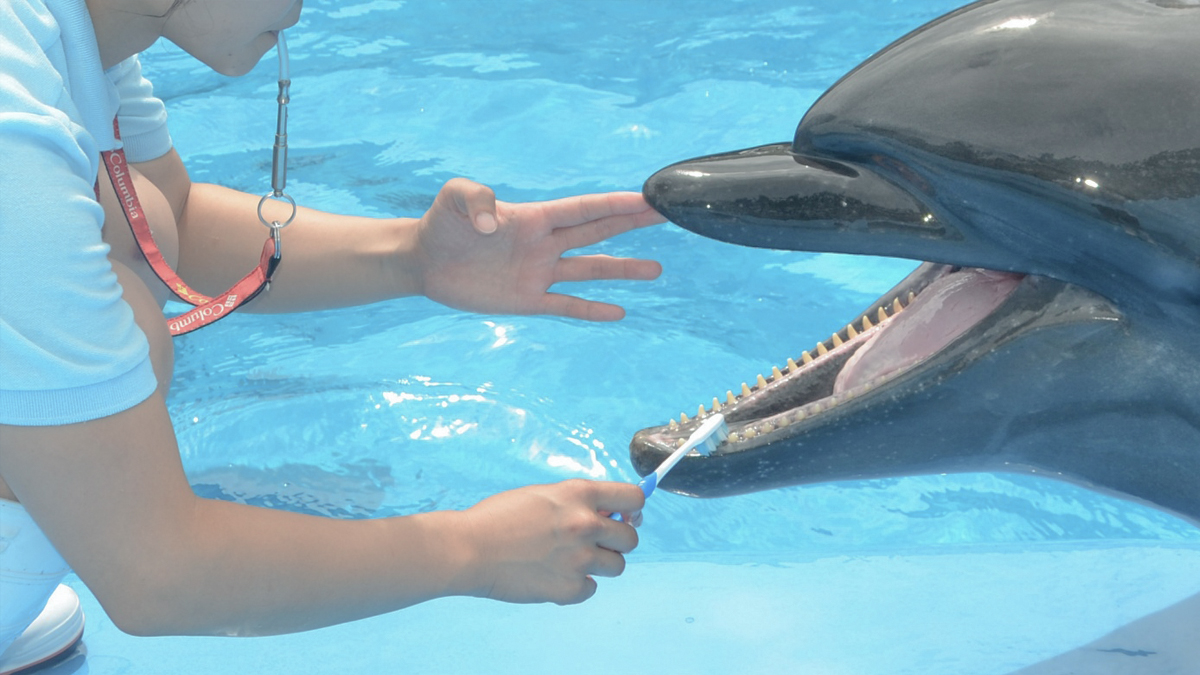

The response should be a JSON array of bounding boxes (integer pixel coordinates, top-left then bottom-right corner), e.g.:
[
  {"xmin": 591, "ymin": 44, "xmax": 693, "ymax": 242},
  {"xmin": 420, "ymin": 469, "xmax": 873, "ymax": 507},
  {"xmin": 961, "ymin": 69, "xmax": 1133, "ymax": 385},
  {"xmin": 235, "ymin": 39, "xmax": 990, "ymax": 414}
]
[{"xmin": 0, "ymin": 0, "xmax": 662, "ymax": 670}]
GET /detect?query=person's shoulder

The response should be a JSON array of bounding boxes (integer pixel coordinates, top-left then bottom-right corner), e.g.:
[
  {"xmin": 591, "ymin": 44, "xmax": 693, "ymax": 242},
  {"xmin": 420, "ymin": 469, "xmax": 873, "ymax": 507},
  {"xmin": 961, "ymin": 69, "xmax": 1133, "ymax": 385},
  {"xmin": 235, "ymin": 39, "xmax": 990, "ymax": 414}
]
[
  {"xmin": 1, "ymin": 0, "xmax": 59, "ymax": 50},
  {"xmin": 0, "ymin": 0, "xmax": 65, "ymax": 102}
]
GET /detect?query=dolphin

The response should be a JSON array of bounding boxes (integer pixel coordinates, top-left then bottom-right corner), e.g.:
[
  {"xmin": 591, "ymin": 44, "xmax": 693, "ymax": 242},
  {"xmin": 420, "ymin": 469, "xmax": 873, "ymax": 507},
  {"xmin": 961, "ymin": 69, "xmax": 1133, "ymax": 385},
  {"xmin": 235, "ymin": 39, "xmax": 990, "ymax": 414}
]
[{"xmin": 631, "ymin": 0, "xmax": 1200, "ymax": 526}]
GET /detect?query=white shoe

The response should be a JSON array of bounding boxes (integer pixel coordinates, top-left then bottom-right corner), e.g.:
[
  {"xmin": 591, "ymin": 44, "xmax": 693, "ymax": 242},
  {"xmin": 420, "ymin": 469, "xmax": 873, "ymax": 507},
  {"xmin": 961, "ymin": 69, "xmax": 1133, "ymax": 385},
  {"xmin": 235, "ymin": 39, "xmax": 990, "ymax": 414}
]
[{"xmin": 0, "ymin": 585, "xmax": 85, "ymax": 675}]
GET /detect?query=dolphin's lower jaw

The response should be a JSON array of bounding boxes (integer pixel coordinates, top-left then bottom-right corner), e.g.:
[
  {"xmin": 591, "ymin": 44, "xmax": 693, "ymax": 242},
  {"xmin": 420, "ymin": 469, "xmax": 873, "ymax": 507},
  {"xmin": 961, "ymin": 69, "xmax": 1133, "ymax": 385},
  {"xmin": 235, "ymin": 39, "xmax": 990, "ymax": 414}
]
[{"xmin": 630, "ymin": 264, "xmax": 1128, "ymax": 494}]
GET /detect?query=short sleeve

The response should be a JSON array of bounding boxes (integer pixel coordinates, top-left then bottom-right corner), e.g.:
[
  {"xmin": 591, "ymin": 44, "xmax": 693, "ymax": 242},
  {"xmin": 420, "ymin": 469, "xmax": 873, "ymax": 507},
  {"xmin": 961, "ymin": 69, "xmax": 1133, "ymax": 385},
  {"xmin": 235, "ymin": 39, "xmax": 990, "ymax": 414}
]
[
  {"xmin": 107, "ymin": 56, "xmax": 173, "ymax": 162},
  {"xmin": 0, "ymin": 4, "xmax": 157, "ymax": 426}
]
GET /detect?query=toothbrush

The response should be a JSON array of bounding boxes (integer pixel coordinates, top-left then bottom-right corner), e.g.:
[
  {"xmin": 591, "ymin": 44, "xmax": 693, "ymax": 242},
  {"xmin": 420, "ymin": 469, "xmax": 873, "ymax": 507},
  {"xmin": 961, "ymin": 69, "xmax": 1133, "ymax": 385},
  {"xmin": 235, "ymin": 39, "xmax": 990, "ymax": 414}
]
[{"xmin": 612, "ymin": 413, "xmax": 728, "ymax": 522}]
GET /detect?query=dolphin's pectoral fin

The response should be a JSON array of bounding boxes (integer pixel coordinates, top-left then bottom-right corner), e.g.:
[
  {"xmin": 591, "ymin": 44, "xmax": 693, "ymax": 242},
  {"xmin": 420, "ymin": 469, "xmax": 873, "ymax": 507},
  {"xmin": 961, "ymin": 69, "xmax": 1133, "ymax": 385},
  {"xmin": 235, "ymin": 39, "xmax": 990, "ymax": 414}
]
[{"xmin": 644, "ymin": 143, "xmax": 957, "ymax": 256}]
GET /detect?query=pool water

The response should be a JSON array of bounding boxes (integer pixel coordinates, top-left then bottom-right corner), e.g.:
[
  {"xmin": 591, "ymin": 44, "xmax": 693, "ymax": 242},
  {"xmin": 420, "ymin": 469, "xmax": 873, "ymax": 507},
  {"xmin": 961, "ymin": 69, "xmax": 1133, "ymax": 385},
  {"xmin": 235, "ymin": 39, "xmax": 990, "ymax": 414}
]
[{"xmin": 53, "ymin": 1, "xmax": 1200, "ymax": 673}]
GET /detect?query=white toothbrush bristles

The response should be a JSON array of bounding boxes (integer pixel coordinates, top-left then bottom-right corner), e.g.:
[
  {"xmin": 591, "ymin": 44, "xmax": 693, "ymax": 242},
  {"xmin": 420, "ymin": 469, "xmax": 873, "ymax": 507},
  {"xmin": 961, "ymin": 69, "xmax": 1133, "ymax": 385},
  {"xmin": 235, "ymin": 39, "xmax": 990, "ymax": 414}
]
[{"xmin": 654, "ymin": 414, "xmax": 727, "ymax": 482}]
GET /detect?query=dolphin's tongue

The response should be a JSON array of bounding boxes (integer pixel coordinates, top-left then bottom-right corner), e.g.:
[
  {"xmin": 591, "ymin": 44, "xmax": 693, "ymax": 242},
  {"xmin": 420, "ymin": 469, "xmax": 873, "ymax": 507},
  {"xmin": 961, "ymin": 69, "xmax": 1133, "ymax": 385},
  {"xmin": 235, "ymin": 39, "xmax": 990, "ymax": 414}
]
[{"xmin": 834, "ymin": 268, "xmax": 1023, "ymax": 394}]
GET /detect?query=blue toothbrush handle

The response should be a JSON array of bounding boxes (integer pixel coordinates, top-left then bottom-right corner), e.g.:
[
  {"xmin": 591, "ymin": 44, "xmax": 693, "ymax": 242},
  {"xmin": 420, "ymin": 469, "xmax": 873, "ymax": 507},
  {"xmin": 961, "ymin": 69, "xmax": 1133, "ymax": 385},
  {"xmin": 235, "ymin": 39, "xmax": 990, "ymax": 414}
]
[
  {"xmin": 611, "ymin": 473, "xmax": 657, "ymax": 521},
  {"xmin": 639, "ymin": 472, "xmax": 658, "ymax": 499}
]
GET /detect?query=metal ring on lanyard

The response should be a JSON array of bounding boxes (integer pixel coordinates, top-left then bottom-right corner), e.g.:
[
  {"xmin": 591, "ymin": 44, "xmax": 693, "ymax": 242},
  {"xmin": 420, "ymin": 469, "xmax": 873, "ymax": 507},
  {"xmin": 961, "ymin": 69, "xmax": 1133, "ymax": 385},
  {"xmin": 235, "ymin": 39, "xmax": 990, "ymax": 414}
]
[
  {"xmin": 101, "ymin": 32, "xmax": 296, "ymax": 335},
  {"xmin": 258, "ymin": 32, "xmax": 296, "ymax": 290}
]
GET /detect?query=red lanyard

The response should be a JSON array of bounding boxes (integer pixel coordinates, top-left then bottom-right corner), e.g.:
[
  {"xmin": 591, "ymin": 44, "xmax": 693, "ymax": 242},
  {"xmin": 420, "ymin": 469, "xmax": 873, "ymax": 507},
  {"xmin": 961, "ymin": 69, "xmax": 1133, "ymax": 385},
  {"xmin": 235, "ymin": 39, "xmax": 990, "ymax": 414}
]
[{"xmin": 100, "ymin": 119, "xmax": 281, "ymax": 336}]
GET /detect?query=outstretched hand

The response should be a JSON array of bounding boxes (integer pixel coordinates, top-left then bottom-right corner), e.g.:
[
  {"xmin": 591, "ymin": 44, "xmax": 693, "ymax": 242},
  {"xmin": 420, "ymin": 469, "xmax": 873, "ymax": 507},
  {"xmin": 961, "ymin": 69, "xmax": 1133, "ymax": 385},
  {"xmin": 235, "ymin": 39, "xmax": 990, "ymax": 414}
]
[{"xmin": 412, "ymin": 178, "xmax": 665, "ymax": 321}]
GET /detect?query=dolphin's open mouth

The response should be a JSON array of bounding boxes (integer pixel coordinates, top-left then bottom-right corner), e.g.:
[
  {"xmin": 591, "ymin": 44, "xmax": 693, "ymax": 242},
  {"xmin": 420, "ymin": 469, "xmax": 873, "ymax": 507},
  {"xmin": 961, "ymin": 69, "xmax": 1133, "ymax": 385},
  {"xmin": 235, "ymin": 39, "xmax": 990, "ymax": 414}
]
[{"xmin": 632, "ymin": 263, "xmax": 1027, "ymax": 461}]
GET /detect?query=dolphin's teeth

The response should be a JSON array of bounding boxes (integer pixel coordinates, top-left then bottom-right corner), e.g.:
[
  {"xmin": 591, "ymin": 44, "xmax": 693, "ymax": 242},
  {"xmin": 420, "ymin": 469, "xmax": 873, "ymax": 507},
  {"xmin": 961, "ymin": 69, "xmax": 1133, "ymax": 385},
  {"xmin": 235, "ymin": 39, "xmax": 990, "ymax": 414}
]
[
  {"xmin": 677, "ymin": 438, "xmax": 687, "ymax": 448},
  {"xmin": 685, "ymin": 276, "xmax": 915, "ymax": 449},
  {"xmin": 668, "ymin": 418, "xmax": 679, "ymax": 430}
]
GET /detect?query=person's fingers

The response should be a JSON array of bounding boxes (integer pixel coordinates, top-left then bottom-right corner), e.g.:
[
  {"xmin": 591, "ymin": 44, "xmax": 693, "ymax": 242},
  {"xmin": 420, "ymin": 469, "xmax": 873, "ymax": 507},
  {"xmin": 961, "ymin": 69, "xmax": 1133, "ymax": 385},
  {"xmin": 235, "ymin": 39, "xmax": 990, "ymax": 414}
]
[
  {"xmin": 537, "ymin": 293, "xmax": 626, "ymax": 322},
  {"xmin": 444, "ymin": 177, "xmax": 499, "ymax": 234},
  {"xmin": 593, "ymin": 517, "xmax": 639, "ymax": 556},
  {"xmin": 556, "ymin": 576, "xmax": 599, "ymax": 606},
  {"xmin": 535, "ymin": 256, "xmax": 661, "ymax": 321},
  {"xmin": 589, "ymin": 480, "xmax": 646, "ymax": 516},
  {"xmin": 473, "ymin": 211, "xmax": 497, "ymax": 234},
  {"xmin": 555, "ymin": 255, "xmax": 662, "ymax": 283},
  {"xmin": 553, "ymin": 207, "xmax": 665, "ymax": 252},
  {"xmin": 542, "ymin": 192, "xmax": 660, "ymax": 228},
  {"xmin": 587, "ymin": 547, "xmax": 629, "ymax": 579}
]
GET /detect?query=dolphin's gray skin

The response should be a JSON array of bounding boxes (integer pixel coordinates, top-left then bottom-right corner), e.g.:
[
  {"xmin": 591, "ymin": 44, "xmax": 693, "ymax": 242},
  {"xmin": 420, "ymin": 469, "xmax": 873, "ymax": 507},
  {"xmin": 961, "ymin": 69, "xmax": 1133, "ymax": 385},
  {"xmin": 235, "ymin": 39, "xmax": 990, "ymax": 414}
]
[{"xmin": 631, "ymin": 0, "xmax": 1200, "ymax": 525}]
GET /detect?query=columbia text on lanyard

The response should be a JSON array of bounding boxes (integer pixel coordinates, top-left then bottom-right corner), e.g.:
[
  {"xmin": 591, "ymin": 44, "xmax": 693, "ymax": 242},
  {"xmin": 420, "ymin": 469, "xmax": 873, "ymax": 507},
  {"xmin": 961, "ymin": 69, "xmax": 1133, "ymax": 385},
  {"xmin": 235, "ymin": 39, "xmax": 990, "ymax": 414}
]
[{"xmin": 100, "ymin": 33, "xmax": 295, "ymax": 337}]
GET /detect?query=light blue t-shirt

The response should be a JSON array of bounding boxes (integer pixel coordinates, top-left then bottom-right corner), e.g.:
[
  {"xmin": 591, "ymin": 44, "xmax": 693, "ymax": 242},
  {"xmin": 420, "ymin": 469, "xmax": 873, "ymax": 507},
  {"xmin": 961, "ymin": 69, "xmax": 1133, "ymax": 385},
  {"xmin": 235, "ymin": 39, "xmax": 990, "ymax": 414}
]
[{"xmin": 0, "ymin": 0, "xmax": 171, "ymax": 425}]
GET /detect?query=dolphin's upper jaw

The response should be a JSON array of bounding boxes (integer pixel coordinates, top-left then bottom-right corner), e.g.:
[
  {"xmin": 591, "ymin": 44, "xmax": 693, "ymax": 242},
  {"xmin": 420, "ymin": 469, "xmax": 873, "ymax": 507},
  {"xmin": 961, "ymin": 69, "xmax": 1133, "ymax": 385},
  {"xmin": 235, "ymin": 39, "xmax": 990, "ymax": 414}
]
[
  {"xmin": 630, "ymin": 264, "xmax": 1122, "ymax": 482},
  {"xmin": 641, "ymin": 144, "xmax": 961, "ymax": 258}
]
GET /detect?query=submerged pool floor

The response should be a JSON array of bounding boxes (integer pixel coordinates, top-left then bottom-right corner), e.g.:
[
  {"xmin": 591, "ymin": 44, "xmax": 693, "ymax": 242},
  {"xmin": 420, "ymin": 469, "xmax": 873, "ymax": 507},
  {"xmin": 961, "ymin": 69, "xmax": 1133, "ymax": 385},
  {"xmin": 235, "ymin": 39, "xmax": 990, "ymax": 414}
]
[{"xmin": 40, "ymin": 542, "xmax": 1200, "ymax": 675}]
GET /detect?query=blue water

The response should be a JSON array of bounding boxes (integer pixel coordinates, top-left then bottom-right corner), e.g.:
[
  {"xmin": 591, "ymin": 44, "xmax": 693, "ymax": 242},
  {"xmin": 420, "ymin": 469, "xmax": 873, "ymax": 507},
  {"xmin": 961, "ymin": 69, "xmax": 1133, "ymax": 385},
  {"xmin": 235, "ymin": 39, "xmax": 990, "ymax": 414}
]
[{"xmin": 58, "ymin": 1, "xmax": 1200, "ymax": 673}]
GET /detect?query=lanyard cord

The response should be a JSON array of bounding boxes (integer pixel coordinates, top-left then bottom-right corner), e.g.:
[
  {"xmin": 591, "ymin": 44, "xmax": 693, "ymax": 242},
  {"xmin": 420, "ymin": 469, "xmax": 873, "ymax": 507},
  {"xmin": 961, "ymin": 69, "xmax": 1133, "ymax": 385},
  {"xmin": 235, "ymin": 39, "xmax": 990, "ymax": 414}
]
[
  {"xmin": 259, "ymin": 31, "xmax": 295, "ymax": 275},
  {"xmin": 101, "ymin": 33, "xmax": 293, "ymax": 336}
]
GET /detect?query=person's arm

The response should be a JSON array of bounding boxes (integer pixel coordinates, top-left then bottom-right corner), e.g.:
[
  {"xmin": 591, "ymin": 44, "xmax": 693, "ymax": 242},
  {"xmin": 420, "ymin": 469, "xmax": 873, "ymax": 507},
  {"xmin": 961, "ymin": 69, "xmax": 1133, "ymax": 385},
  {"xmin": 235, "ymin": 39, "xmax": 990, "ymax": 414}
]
[
  {"xmin": 133, "ymin": 150, "xmax": 664, "ymax": 317},
  {"xmin": 2, "ymin": 400, "xmax": 642, "ymax": 636},
  {"xmin": 0, "ymin": 263, "xmax": 643, "ymax": 637}
]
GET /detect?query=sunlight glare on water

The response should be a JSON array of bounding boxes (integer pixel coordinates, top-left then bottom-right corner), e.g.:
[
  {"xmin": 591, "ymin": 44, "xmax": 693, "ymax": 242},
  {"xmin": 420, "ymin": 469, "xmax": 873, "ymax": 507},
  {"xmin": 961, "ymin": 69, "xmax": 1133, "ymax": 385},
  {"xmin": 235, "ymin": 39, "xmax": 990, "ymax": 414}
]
[{"xmin": 146, "ymin": 0, "xmax": 1200, "ymax": 559}]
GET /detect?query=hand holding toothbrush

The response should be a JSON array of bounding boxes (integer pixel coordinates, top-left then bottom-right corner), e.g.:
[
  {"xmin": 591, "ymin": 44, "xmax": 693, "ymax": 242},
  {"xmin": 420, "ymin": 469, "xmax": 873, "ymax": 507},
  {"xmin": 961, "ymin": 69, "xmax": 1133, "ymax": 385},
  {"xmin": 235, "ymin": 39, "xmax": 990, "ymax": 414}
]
[
  {"xmin": 461, "ymin": 479, "xmax": 645, "ymax": 604},
  {"xmin": 613, "ymin": 414, "xmax": 728, "ymax": 524}
]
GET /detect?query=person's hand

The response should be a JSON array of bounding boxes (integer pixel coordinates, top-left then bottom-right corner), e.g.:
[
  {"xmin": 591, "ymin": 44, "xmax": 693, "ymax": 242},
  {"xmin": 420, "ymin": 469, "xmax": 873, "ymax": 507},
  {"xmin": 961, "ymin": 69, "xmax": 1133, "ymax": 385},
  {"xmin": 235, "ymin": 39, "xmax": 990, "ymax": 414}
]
[
  {"xmin": 460, "ymin": 479, "xmax": 645, "ymax": 605},
  {"xmin": 412, "ymin": 178, "xmax": 665, "ymax": 321}
]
